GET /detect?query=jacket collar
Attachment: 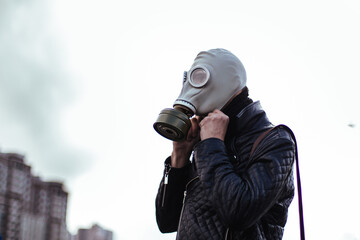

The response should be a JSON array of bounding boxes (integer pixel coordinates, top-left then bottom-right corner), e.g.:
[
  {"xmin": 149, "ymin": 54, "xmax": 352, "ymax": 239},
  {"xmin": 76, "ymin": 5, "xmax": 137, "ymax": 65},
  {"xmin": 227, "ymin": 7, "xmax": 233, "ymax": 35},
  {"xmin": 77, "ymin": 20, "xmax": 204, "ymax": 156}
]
[{"xmin": 233, "ymin": 101, "xmax": 273, "ymax": 136}]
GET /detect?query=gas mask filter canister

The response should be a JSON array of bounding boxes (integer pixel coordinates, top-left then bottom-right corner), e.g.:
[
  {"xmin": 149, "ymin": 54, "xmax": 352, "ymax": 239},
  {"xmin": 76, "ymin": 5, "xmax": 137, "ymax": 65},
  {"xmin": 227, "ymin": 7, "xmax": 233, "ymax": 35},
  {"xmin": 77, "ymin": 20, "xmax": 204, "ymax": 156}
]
[{"xmin": 153, "ymin": 68, "xmax": 209, "ymax": 141}]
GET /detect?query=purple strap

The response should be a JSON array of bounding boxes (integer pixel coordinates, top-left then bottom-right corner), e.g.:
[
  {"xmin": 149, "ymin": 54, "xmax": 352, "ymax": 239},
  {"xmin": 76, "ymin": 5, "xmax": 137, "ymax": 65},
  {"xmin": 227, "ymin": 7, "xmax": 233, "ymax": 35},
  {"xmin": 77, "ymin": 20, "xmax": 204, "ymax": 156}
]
[
  {"xmin": 276, "ymin": 125, "xmax": 305, "ymax": 240},
  {"xmin": 250, "ymin": 125, "xmax": 305, "ymax": 240}
]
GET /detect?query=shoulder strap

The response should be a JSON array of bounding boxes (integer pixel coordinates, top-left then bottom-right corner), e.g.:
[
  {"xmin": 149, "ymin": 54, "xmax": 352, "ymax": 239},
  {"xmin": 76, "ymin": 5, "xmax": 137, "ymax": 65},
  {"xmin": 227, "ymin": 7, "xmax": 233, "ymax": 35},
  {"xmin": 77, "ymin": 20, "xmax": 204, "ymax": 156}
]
[
  {"xmin": 249, "ymin": 127, "xmax": 276, "ymax": 158},
  {"xmin": 249, "ymin": 124, "xmax": 306, "ymax": 240}
]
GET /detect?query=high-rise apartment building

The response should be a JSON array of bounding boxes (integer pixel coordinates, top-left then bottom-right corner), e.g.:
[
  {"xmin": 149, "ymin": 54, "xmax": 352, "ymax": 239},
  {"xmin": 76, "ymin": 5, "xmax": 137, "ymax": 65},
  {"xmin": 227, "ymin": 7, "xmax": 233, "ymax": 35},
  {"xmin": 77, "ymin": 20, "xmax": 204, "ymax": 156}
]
[
  {"xmin": 75, "ymin": 224, "xmax": 113, "ymax": 240},
  {"xmin": 0, "ymin": 152, "xmax": 69, "ymax": 240}
]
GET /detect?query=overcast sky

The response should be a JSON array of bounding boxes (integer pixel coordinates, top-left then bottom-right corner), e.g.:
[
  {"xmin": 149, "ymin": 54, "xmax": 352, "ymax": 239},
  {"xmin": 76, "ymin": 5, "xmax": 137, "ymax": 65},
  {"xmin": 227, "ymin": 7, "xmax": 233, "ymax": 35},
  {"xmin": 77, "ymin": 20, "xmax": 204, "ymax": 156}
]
[{"xmin": 1, "ymin": 0, "xmax": 360, "ymax": 239}]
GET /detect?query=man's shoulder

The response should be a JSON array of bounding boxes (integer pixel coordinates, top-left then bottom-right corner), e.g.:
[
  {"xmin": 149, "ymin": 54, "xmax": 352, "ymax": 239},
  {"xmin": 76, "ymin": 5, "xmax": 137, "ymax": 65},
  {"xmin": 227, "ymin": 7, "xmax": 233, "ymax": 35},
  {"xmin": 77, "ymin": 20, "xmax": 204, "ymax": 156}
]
[
  {"xmin": 270, "ymin": 125, "xmax": 295, "ymax": 143},
  {"xmin": 259, "ymin": 125, "xmax": 296, "ymax": 156}
]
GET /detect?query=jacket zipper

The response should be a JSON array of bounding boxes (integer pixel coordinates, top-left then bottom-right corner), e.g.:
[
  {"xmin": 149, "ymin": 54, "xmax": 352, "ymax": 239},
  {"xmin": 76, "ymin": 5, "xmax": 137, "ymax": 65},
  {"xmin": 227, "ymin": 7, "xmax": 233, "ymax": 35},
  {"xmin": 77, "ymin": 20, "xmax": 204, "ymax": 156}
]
[
  {"xmin": 161, "ymin": 163, "xmax": 171, "ymax": 207},
  {"xmin": 231, "ymin": 138, "xmax": 238, "ymax": 159},
  {"xmin": 225, "ymin": 228, "xmax": 229, "ymax": 240},
  {"xmin": 227, "ymin": 141, "xmax": 238, "ymax": 240},
  {"xmin": 176, "ymin": 176, "xmax": 199, "ymax": 240}
]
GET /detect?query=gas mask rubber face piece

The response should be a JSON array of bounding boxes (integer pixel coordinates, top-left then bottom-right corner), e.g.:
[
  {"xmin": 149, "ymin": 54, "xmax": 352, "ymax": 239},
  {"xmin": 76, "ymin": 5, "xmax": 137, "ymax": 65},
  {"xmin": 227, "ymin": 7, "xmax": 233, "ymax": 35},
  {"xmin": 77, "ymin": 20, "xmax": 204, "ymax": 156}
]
[{"xmin": 154, "ymin": 48, "xmax": 247, "ymax": 141}]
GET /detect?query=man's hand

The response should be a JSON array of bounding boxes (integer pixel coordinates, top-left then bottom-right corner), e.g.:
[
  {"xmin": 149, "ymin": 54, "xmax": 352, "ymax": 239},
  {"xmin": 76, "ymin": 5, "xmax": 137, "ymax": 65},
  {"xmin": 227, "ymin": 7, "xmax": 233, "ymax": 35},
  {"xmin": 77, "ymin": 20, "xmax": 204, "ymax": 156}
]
[
  {"xmin": 199, "ymin": 109, "xmax": 229, "ymax": 141},
  {"xmin": 171, "ymin": 117, "xmax": 200, "ymax": 168}
]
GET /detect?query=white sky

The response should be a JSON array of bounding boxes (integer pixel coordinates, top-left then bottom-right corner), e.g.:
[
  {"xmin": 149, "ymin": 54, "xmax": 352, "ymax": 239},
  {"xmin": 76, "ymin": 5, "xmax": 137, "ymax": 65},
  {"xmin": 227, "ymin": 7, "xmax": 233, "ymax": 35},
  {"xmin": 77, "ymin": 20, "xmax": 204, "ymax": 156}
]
[{"xmin": 1, "ymin": 0, "xmax": 360, "ymax": 239}]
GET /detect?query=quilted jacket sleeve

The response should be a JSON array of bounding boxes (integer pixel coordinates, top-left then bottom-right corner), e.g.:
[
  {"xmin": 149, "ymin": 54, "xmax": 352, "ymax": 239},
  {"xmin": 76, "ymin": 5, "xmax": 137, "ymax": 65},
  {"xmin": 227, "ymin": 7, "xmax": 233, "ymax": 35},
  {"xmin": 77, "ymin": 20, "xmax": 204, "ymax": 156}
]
[
  {"xmin": 155, "ymin": 157, "xmax": 190, "ymax": 233},
  {"xmin": 193, "ymin": 128, "xmax": 295, "ymax": 230}
]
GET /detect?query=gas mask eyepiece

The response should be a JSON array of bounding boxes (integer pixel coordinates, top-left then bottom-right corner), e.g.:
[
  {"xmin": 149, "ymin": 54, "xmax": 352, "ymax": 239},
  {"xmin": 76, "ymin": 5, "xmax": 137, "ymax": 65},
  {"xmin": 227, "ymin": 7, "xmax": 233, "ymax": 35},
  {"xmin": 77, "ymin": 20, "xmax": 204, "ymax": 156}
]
[{"xmin": 188, "ymin": 66, "xmax": 210, "ymax": 88}]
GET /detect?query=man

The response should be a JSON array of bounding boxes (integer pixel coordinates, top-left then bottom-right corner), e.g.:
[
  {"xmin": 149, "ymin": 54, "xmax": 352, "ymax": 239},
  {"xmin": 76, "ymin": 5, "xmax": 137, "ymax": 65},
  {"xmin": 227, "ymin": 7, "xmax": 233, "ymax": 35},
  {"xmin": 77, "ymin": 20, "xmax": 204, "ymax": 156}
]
[{"xmin": 155, "ymin": 49, "xmax": 295, "ymax": 240}]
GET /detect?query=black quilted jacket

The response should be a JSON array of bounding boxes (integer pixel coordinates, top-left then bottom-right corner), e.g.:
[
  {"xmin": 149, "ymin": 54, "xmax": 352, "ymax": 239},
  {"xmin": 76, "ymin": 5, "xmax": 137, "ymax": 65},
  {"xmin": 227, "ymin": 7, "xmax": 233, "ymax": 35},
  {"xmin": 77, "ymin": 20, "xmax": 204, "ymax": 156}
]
[{"xmin": 156, "ymin": 101, "xmax": 295, "ymax": 240}]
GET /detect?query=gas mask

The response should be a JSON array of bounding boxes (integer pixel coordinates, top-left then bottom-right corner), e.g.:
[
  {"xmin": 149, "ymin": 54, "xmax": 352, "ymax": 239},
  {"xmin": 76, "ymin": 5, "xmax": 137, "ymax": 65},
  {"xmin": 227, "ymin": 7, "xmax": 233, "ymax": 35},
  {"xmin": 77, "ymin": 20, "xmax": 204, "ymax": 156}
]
[{"xmin": 154, "ymin": 48, "xmax": 247, "ymax": 141}]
